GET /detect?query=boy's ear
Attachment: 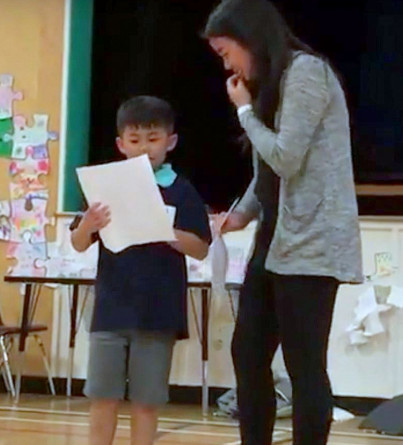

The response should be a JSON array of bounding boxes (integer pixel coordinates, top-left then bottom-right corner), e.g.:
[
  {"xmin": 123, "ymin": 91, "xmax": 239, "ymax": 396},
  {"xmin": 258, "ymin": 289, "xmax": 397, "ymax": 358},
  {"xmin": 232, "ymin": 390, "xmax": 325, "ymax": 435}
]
[
  {"xmin": 116, "ymin": 137, "xmax": 126, "ymax": 155},
  {"xmin": 167, "ymin": 133, "xmax": 178, "ymax": 152}
]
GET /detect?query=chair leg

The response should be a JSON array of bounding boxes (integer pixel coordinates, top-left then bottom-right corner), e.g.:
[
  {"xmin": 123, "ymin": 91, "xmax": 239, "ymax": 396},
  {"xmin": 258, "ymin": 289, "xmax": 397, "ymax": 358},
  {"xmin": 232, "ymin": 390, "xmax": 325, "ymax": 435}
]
[
  {"xmin": 0, "ymin": 336, "xmax": 15, "ymax": 398},
  {"xmin": 14, "ymin": 350, "xmax": 25, "ymax": 403},
  {"xmin": 0, "ymin": 343, "xmax": 11, "ymax": 393},
  {"xmin": 0, "ymin": 360, "xmax": 12, "ymax": 395},
  {"xmin": 33, "ymin": 335, "xmax": 56, "ymax": 396},
  {"xmin": 1, "ymin": 368, "xmax": 10, "ymax": 393},
  {"xmin": 0, "ymin": 339, "xmax": 14, "ymax": 392}
]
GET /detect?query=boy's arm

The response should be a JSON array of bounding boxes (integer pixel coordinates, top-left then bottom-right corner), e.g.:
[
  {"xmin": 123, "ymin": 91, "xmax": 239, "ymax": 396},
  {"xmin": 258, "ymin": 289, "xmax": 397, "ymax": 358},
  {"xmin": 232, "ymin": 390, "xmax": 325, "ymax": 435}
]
[
  {"xmin": 168, "ymin": 179, "xmax": 212, "ymax": 260},
  {"xmin": 71, "ymin": 203, "xmax": 110, "ymax": 252},
  {"xmin": 169, "ymin": 229, "xmax": 209, "ymax": 260},
  {"xmin": 71, "ymin": 220, "xmax": 96, "ymax": 252}
]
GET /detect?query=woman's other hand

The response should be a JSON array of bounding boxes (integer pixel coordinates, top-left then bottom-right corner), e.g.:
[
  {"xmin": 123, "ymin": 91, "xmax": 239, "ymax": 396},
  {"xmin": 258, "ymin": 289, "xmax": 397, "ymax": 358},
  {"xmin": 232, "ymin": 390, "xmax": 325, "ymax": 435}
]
[{"xmin": 226, "ymin": 74, "xmax": 252, "ymax": 108}]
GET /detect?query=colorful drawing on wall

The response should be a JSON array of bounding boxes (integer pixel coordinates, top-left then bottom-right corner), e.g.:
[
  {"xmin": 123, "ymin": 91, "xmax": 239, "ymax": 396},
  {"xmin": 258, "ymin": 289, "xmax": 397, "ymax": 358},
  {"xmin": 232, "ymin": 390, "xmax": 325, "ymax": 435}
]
[
  {"xmin": 34, "ymin": 253, "xmax": 84, "ymax": 278},
  {"xmin": 0, "ymin": 75, "xmax": 22, "ymax": 158},
  {"xmin": 9, "ymin": 193, "xmax": 49, "ymax": 244},
  {"xmin": 0, "ymin": 201, "xmax": 11, "ymax": 241},
  {"xmin": 0, "ymin": 117, "xmax": 13, "ymax": 158},
  {"xmin": 32, "ymin": 144, "xmax": 49, "ymax": 160},
  {"xmin": 9, "ymin": 183, "xmax": 48, "ymax": 202},
  {"xmin": 9, "ymin": 147, "xmax": 50, "ymax": 177},
  {"xmin": 7, "ymin": 241, "xmax": 47, "ymax": 277},
  {"xmin": 0, "ymin": 74, "xmax": 23, "ymax": 120},
  {"xmin": 32, "ymin": 241, "xmax": 97, "ymax": 278},
  {"xmin": 0, "ymin": 73, "xmax": 59, "ymax": 277},
  {"xmin": 9, "ymin": 147, "xmax": 50, "ymax": 196},
  {"xmin": 4, "ymin": 114, "xmax": 58, "ymax": 160}
]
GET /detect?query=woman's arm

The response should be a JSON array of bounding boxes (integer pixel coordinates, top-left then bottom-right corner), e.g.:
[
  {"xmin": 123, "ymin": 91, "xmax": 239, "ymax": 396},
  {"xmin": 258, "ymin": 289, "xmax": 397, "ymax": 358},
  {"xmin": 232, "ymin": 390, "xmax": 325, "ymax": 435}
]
[{"xmin": 234, "ymin": 55, "xmax": 330, "ymax": 180}]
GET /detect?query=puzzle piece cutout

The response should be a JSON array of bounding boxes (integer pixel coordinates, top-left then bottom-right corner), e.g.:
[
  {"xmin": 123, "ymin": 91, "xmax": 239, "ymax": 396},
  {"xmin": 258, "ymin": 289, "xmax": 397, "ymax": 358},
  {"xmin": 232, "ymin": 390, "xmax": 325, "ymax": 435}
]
[
  {"xmin": 4, "ymin": 114, "xmax": 58, "ymax": 159},
  {"xmin": 9, "ymin": 193, "xmax": 49, "ymax": 244},
  {"xmin": 0, "ymin": 74, "xmax": 23, "ymax": 120},
  {"xmin": 7, "ymin": 239, "xmax": 47, "ymax": 277},
  {"xmin": 0, "ymin": 118, "xmax": 13, "ymax": 158},
  {"xmin": 0, "ymin": 200, "xmax": 11, "ymax": 241},
  {"xmin": 31, "ymin": 144, "xmax": 49, "ymax": 160},
  {"xmin": 34, "ymin": 256, "xmax": 72, "ymax": 278},
  {"xmin": 9, "ymin": 183, "xmax": 48, "ymax": 201},
  {"xmin": 34, "ymin": 242, "xmax": 97, "ymax": 278},
  {"xmin": 9, "ymin": 147, "xmax": 50, "ymax": 194},
  {"xmin": 12, "ymin": 144, "xmax": 50, "ymax": 161}
]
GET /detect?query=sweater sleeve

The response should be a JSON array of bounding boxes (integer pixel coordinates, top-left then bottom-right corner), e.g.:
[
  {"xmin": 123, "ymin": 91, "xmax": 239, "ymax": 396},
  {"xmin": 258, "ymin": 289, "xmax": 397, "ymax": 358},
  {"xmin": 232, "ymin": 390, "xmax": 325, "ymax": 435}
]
[{"xmin": 239, "ymin": 54, "xmax": 330, "ymax": 180}]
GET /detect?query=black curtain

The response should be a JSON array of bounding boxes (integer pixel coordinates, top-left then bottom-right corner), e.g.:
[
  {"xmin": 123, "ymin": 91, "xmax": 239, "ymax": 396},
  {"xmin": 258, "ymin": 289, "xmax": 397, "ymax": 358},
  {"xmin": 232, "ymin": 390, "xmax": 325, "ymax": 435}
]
[
  {"xmin": 90, "ymin": 0, "xmax": 403, "ymax": 211},
  {"xmin": 90, "ymin": 0, "xmax": 249, "ymax": 211},
  {"xmin": 354, "ymin": 0, "xmax": 403, "ymax": 182}
]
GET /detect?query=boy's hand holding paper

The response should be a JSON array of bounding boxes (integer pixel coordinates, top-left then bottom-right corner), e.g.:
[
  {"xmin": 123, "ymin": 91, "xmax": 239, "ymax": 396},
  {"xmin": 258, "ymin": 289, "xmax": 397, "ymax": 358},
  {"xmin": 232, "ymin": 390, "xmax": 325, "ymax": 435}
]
[
  {"xmin": 81, "ymin": 203, "xmax": 111, "ymax": 234},
  {"xmin": 76, "ymin": 155, "xmax": 176, "ymax": 253}
]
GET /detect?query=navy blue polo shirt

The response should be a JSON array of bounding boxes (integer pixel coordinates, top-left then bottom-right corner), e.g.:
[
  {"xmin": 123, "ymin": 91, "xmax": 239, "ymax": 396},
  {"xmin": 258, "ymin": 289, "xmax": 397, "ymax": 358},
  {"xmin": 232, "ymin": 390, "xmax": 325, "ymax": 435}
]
[{"xmin": 73, "ymin": 175, "xmax": 211, "ymax": 339}]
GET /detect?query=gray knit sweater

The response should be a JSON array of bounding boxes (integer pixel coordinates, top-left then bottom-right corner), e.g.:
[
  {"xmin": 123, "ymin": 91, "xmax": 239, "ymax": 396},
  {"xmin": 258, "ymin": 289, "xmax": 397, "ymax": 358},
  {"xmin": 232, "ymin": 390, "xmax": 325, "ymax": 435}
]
[{"xmin": 236, "ymin": 53, "xmax": 363, "ymax": 283}]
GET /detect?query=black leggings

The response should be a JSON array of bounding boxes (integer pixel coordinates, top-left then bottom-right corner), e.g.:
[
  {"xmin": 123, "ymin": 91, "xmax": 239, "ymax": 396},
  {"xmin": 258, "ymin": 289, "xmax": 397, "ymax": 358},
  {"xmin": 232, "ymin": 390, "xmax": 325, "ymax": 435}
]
[{"xmin": 232, "ymin": 263, "xmax": 339, "ymax": 445}]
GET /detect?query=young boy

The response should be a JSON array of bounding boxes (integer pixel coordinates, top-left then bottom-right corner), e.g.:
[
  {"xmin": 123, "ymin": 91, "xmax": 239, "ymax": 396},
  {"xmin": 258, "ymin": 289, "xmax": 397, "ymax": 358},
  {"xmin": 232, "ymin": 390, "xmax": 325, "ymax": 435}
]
[{"xmin": 71, "ymin": 96, "xmax": 211, "ymax": 445}]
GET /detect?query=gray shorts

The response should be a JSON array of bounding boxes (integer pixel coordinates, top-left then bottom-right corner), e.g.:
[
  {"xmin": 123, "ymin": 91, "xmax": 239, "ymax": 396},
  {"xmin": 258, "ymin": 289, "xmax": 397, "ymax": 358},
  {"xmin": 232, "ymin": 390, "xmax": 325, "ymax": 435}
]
[{"xmin": 85, "ymin": 330, "xmax": 175, "ymax": 405}]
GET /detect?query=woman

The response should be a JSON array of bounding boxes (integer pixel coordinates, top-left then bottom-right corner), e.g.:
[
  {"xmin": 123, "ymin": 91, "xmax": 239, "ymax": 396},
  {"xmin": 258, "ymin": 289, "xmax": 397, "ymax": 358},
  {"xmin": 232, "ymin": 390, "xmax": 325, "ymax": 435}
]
[{"xmin": 204, "ymin": 1, "xmax": 363, "ymax": 444}]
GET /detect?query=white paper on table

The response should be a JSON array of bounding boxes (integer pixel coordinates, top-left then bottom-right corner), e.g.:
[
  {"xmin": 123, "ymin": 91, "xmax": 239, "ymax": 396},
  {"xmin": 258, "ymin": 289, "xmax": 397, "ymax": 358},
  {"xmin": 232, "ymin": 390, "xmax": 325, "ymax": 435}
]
[{"xmin": 76, "ymin": 155, "xmax": 176, "ymax": 253}]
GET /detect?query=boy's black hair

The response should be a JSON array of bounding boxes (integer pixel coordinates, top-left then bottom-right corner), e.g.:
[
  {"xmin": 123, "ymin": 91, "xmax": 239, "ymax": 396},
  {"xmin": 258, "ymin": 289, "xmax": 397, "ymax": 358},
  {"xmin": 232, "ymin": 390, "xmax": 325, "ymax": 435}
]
[{"xmin": 117, "ymin": 96, "xmax": 176, "ymax": 134}]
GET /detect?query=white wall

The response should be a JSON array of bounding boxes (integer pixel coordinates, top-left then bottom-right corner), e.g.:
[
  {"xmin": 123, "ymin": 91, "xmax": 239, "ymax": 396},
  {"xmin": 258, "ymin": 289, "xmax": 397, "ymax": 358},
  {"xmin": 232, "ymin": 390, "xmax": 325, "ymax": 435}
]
[
  {"xmin": 329, "ymin": 217, "xmax": 403, "ymax": 398},
  {"xmin": 50, "ymin": 216, "xmax": 403, "ymax": 398}
]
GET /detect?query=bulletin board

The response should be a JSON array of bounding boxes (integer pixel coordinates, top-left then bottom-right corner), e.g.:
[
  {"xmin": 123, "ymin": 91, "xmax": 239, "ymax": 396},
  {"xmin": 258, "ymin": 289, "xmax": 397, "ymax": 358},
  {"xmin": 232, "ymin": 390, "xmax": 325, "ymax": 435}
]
[{"xmin": 0, "ymin": 0, "xmax": 65, "ymax": 376}]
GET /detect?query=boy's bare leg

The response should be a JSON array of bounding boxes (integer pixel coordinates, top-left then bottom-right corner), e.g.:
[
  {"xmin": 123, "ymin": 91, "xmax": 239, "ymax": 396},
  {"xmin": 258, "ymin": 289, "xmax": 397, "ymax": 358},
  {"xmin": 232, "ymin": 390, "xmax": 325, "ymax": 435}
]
[
  {"xmin": 90, "ymin": 399, "xmax": 119, "ymax": 445},
  {"xmin": 130, "ymin": 403, "xmax": 159, "ymax": 445}
]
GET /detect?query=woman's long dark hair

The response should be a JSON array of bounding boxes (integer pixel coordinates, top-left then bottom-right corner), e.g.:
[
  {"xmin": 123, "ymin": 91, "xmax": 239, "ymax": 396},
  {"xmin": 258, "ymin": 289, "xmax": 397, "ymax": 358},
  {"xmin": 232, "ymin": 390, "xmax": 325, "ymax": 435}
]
[
  {"xmin": 203, "ymin": 0, "xmax": 315, "ymax": 130},
  {"xmin": 204, "ymin": 0, "xmax": 321, "ymax": 243}
]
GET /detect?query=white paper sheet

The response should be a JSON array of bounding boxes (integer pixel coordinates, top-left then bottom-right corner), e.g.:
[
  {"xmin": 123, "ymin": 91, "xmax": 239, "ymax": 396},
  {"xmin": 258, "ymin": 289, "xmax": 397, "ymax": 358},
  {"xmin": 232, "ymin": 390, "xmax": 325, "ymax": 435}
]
[
  {"xmin": 345, "ymin": 285, "xmax": 403, "ymax": 345},
  {"xmin": 76, "ymin": 156, "xmax": 176, "ymax": 253}
]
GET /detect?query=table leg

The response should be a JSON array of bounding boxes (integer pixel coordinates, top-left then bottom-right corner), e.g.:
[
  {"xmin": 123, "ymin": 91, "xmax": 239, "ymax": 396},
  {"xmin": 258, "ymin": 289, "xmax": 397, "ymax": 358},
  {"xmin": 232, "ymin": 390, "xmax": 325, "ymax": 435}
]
[
  {"xmin": 67, "ymin": 284, "xmax": 79, "ymax": 397},
  {"xmin": 16, "ymin": 283, "xmax": 32, "ymax": 401},
  {"xmin": 201, "ymin": 287, "xmax": 209, "ymax": 417}
]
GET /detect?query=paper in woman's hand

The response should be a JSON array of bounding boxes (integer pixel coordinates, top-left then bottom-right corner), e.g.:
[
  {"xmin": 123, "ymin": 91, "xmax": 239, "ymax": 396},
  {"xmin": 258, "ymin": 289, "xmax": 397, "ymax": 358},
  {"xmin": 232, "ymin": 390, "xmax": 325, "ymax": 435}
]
[{"xmin": 76, "ymin": 155, "xmax": 176, "ymax": 253}]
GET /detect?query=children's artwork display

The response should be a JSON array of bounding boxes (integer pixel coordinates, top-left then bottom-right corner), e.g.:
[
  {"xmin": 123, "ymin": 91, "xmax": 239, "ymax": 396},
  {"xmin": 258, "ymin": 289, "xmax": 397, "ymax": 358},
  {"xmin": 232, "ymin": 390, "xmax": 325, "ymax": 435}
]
[
  {"xmin": 4, "ymin": 114, "xmax": 57, "ymax": 160},
  {"xmin": 0, "ymin": 200, "xmax": 11, "ymax": 241},
  {"xmin": 7, "ymin": 241, "xmax": 48, "ymax": 277},
  {"xmin": 0, "ymin": 74, "xmax": 22, "ymax": 158},
  {"xmin": 0, "ymin": 74, "xmax": 23, "ymax": 120},
  {"xmin": 0, "ymin": 74, "xmax": 59, "ymax": 277}
]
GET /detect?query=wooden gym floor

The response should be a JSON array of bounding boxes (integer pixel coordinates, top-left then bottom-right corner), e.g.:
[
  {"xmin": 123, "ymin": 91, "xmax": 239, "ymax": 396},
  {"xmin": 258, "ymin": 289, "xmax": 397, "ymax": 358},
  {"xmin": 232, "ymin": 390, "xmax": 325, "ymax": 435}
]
[{"xmin": 0, "ymin": 395, "xmax": 400, "ymax": 444}]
